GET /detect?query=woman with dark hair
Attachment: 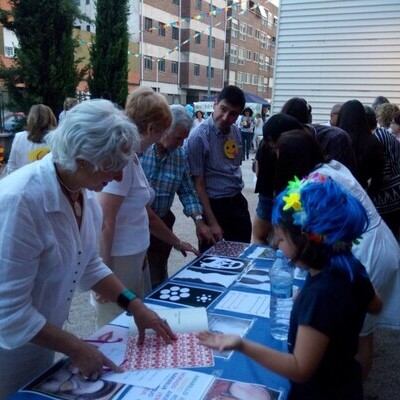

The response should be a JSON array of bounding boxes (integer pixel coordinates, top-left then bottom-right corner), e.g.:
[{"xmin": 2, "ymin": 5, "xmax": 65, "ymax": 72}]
[
  {"xmin": 252, "ymin": 114, "xmax": 305, "ymax": 244},
  {"xmin": 6, "ymin": 104, "xmax": 57, "ymax": 174},
  {"xmin": 280, "ymin": 97, "xmax": 312, "ymax": 124},
  {"xmin": 336, "ymin": 99, "xmax": 384, "ymax": 191},
  {"xmin": 274, "ymin": 129, "xmax": 400, "ymax": 380},
  {"xmin": 238, "ymin": 107, "xmax": 255, "ymax": 160}
]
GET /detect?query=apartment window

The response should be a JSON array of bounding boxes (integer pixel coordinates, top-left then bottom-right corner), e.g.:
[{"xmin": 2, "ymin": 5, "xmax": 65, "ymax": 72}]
[
  {"xmin": 206, "ymin": 66, "xmax": 214, "ymax": 79},
  {"xmin": 73, "ymin": 0, "xmax": 79, "ymax": 4},
  {"xmin": 254, "ymin": 29, "xmax": 260, "ymax": 40},
  {"xmin": 86, "ymin": 0, "xmax": 90, "ymax": 4},
  {"xmin": 208, "ymin": 36, "xmax": 215, "ymax": 48},
  {"xmin": 86, "ymin": 25, "xmax": 91, "ymax": 32},
  {"xmin": 158, "ymin": 59, "xmax": 165, "ymax": 72},
  {"xmin": 172, "ymin": 27, "xmax": 179, "ymax": 40},
  {"xmin": 239, "ymin": 22, "xmax": 247, "ymax": 41},
  {"xmin": 238, "ymin": 47, "xmax": 245, "ymax": 65},
  {"xmin": 196, "ymin": 0, "xmax": 202, "ymax": 10},
  {"xmin": 230, "ymin": 44, "xmax": 238, "ymax": 64},
  {"xmin": 231, "ymin": 19, "xmax": 238, "ymax": 38},
  {"xmin": 173, "ymin": 0, "xmax": 180, "ymax": 4},
  {"xmin": 262, "ymin": 17, "xmax": 268, "ymax": 27},
  {"xmin": 245, "ymin": 49, "xmax": 251, "ymax": 60},
  {"xmin": 194, "ymin": 64, "xmax": 200, "ymax": 76},
  {"xmin": 159, "ymin": 22, "xmax": 165, "ymax": 36},
  {"xmin": 171, "ymin": 61, "xmax": 178, "ymax": 74},
  {"xmin": 247, "ymin": 25, "xmax": 253, "ymax": 37},
  {"xmin": 144, "ymin": 57, "xmax": 152, "ymax": 70},
  {"xmin": 195, "ymin": 31, "xmax": 201, "ymax": 44},
  {"xmin": 253, "ymin": 52, "xmax": 259, "ymax": 62},
  {"xmin": 145, "ymin": 17, "xmax": 153, "ymax": 32},
  {"xmin": 4, "ymin": 46, "xmax": 14, "ymax": 57},
  {"xmin": 252, "ymin": 74, "xmax": 258, "ymax": 85}
]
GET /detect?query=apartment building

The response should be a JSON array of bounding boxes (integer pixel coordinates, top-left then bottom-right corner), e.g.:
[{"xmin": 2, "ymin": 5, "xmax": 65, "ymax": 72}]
[{"xmin": 225, "ymin": 0, "xmax": 278, "ymax": 100}]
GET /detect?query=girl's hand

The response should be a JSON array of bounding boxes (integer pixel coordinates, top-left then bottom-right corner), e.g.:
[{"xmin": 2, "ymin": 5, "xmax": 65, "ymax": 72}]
[{"xmin": 196, "ymin": 331, "xmax": 242, "ymax": 352}]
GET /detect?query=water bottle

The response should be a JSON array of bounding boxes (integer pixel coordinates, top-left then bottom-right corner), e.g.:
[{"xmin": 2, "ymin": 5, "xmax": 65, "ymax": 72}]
[{"xmin": 270, "ymin": 249, "xmax": 294, "ymax": 341}]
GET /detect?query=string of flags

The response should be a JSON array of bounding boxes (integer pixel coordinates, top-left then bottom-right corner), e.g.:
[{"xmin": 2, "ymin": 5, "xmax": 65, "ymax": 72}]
[{"xmin": 78, "ymin": 1, "xmax": 272, "ymax": 62}]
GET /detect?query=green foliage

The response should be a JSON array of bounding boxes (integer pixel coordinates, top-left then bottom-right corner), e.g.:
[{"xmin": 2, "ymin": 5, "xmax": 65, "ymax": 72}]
[
  {"xmin": 0, "ymin": 0, "xmax": 84, "ymax": 116},
  {"xmin": 88, "ymin": 0, "xmax": 129, "ymax": 107}
]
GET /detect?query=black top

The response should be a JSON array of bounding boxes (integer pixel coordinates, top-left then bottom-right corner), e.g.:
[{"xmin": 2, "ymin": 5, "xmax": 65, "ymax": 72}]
[{"xmin": 288, "ymin": 267, "xmax": 375, "ymax": 400}]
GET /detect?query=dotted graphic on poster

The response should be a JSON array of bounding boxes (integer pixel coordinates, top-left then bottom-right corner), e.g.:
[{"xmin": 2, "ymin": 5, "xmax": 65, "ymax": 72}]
[{"xmin": 149, "ymin": 283, "xmax": 223, "ymax": 307}]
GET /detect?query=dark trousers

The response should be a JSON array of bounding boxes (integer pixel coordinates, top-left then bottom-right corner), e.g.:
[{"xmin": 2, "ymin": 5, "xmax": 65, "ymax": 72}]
[
  {"xmin": 241, "ymin": 130, "xmax": 253, "ymax": 160},
  {"xmin": 147, "ymin": 210, "xmax": 175, "ymax": 289},
  {"xmin": 201, "ymin": 192, "xmax": 252, "ymax": 252}
]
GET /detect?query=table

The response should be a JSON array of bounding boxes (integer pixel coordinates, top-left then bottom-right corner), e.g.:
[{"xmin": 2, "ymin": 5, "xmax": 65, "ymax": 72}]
[{"xmin": 10, "ymin": 242, "xmax": 304, "ymax": 400}]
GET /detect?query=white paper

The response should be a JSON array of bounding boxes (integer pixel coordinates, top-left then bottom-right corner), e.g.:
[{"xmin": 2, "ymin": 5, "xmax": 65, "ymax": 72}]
[
  {"xmin": 103, "ymin": 368, "xmax": 178, "ymax": 389},
  {"xmin": 214, "ymin": 290, "xmax": 270, "ymax": 318},
  {"xmin": 129, "ymin": 306, "xmax": 209, "ymax": 335},
  {"xmin": 246, "ymin": 246, "xmax": 276, "ymax": 260},
  {"xmin": 122, "ymin": 369, "xmax": 214, "ymax": 400}
]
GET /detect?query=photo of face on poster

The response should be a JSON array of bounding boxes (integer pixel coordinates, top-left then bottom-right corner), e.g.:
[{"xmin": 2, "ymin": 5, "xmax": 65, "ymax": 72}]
[
  {"xmin": 191, "ymin": 255, "xmax": 250, "ymax": 273},
  {"xmin": 28, "ymin": 361, "xmax": 124, "ymax": 400}
]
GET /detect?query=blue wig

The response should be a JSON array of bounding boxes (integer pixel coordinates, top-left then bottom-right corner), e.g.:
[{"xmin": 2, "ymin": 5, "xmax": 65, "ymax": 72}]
[{"xmin": 272, "ymin": 175, "xmax": 369, "ymax": 280}]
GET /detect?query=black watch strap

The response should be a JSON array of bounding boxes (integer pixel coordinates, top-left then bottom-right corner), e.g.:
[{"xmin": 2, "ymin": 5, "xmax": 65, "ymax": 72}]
[{"xmin": 117, "ymin": 289, "xmax": 137, "ymax": 310}]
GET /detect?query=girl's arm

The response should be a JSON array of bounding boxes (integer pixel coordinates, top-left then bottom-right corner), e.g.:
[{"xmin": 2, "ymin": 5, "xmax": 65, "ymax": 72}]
[{"xmin": 197, "ymin": 325, "xmax": 329, "ymax": 383}]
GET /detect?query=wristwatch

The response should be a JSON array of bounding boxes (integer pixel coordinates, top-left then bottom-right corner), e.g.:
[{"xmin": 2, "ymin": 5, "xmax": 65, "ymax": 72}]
[
  {"xmin": 117, "ymin": 289, "xmax": 137, "ymax": 310},
  {"xmin": 193, "ymin": 215, "xmax": 204, "ymax": 223}
]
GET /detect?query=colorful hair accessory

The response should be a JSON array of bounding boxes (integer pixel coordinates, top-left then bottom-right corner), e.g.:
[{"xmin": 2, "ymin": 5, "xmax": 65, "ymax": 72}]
[
  {"xmin": 282, "ymin": 192, "xmax": 302, "ymax": 211},
  {"xmin": 308, "ymin": 232, "xmax": 325, "ymax": 244}
]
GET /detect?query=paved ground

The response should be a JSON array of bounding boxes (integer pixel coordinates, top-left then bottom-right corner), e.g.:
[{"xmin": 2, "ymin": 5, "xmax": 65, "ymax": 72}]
[{"xmin": 64, "ymin": 157, "xmax": 400, "ymax": 399}]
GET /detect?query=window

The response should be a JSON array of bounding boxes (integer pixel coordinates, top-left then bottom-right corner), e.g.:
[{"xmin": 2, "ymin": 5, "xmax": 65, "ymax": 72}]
[
  {"xmin": 158, "ymin": 59, "xmax": 165, "ymax": 72},
  {"xmin": 194, "ymin": 64, "xmax": 200, "ymax": 76},
  {"xmin": 195, "ymin": 31, "xmax": 201, "ymax": 44},
  {"xmin": 144, "ymin": 57, "xmax": 152, "ymax": 70},
  {"xmin": 73, "ymin": 0, "xmax": 80, "ymax": 5},
  {"xmin": 231, "ymin": 19, "xmax": 238, "ymax": 38},
  {"xmin": 172, "ymin": 27, "xmax": 179, "ymax": 40},
  {"xmin": 173, "ymin": 0, "xmax": 179, "ymax": 4},
  {"xmin": 245, "ymin": 49, "xmax": 251, "ymax": 60},
  {"xmin": 252, "ymin": 74, "xmax": 258, "ymax": 85},
  {"xmin": 86, "ymin": 25, "xmax": 91, "ymax": 32},
  {"xmin": 171, "ymin": 61, "xmax": 178, "ymax": 74},
  {"xmin": 254, "ymin": 29, "xmax": 260, "ymax": 40},
  {"xmin": 145, "ymin": 17, "xmax": 153, "ymax": 32},
  {"xmin": 159, "ymin": 22, "xmax": 165, "ymax": 37},
  {"xmin": 86, "ymin": 0, "xmax": 90, "ymax": 4},
  {"xmin": 196, "ymin": 0, "xmax": 202, "ymax": 10},
  {"xmin": 238, "ymin": 47, "xmax": 245, "ymax": 65},
  {"xmin": 206, "ymin": 66, "xmax": 214, "ymax": 79},
  {"xmin": 239, "ymin": 22, "xmax": 247, "ymax": 41},
  {"xmin": 4, "ymin": 46, "xmax": 14, "ymax": 57},
  {"xmin": 247, "ymin": 25, "xmax": 253, "ymax": 37},
  {"xmin": 230, "ymin": 44, "xmax": 238, "ymax": 64},
  {"xmin": 208, "ymin": 36, "xmax": 215, "ymax": 48},
  {"xmin": 253, "ymin": 52, "xmax": 259, "ymax": 62}
]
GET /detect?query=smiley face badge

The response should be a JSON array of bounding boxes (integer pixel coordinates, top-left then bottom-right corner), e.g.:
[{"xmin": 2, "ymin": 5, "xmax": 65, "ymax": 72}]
[{"xmin": 224, "ymin": 138, "xmax": 239, "ymax": 159}]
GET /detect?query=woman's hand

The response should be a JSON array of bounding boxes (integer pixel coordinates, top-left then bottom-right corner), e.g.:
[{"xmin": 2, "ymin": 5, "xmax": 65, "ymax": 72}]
[
  {"xmin": 196, "ymin": 331, "xmax": 242, "ymax": 352},
  {"xmin": 69, "ymin": 341, "xmax": 122, "ymax": 380},
  {"xmin": 129, "ymin": 300, "xmax": 178, "ymax": 345}
]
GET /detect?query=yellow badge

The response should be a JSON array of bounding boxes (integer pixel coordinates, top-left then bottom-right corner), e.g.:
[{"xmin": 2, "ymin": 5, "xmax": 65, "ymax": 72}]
[
  {"xmin": 224, "ymin": 138, "xmax": 239, "ymax": 159},
  {"xmin": 28, "ymin": 147, "xmax": 51, "ymax": 162}
]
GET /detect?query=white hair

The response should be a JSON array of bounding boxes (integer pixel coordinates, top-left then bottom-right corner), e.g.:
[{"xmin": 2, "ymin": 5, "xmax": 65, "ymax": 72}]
[{"xmin": 47, "ymin": 99, "xmax": 140, "ymax": 172}]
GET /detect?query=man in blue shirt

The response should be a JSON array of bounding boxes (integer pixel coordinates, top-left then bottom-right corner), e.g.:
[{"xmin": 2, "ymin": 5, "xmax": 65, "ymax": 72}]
[
  {"xmin": 141, "ymin": 105, "xmax": 213, "ymax": 288},
  {"xmin": 185, "ymin": 86, "xmax": 252, "ymax": 251}
]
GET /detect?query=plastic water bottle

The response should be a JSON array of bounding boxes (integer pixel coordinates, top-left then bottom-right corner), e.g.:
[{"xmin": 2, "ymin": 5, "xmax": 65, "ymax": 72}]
[{"xmin": 270, "ymin": 249, "xmax": 294, "ymax": 341}]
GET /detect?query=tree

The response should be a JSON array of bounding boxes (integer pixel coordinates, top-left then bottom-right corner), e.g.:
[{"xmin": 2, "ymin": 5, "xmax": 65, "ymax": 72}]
[
  {"xmin": 88, "ymin": 0, "xmax": 129, "ymax": 108},
  {"xmin": 0, "ymin": 0, "xmax": 84, "ymax": 115}
]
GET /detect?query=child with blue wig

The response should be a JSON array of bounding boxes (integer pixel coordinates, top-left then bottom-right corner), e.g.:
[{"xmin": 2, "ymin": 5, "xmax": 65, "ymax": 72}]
[{"xmin": 198, "ymin": 175, "xmax": 381, "ymax": 400}]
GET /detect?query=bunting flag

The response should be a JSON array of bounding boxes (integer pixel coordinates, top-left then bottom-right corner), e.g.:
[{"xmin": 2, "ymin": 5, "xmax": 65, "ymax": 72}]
[{"xmin": 77, "ymin": 1, "xmax": 272, "ymax": 61}]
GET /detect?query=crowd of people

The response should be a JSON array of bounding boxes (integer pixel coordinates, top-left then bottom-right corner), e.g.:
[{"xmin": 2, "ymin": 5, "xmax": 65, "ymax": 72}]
[{"xmin": 0, "ymin": 85, "xmax": 399, "ymax": 399}]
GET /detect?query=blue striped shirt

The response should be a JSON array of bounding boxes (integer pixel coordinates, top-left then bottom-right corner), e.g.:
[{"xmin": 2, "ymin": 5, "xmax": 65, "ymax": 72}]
[
  {"xmin": 140, "ymin": 145, "xmax": 203, "ymax": 218},
  {"xmin": 185, "ymin": 115, "xmax": 244, "ymax": 199}
]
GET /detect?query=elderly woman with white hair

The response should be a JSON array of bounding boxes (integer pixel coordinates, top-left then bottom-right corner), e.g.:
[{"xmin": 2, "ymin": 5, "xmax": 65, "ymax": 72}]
[{"xmin": 0, "ymin": 100, "xmax": 176, "ymax": 398}]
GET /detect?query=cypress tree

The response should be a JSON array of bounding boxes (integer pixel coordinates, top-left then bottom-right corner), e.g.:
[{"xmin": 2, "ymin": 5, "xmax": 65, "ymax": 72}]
[
  {"xmin": 0, "ymin": 0, "xmax": 83, "ymax": 116},
  {"xmin": 88, "ymin": 0, "xmax": 129, "ymax": 108}
]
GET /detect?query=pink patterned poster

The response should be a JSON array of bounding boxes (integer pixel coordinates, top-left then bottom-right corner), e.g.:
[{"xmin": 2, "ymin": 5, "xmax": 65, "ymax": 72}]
[{"xmin": 124, "ymin": 332, "xmax": 214, "ymax": 370}]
